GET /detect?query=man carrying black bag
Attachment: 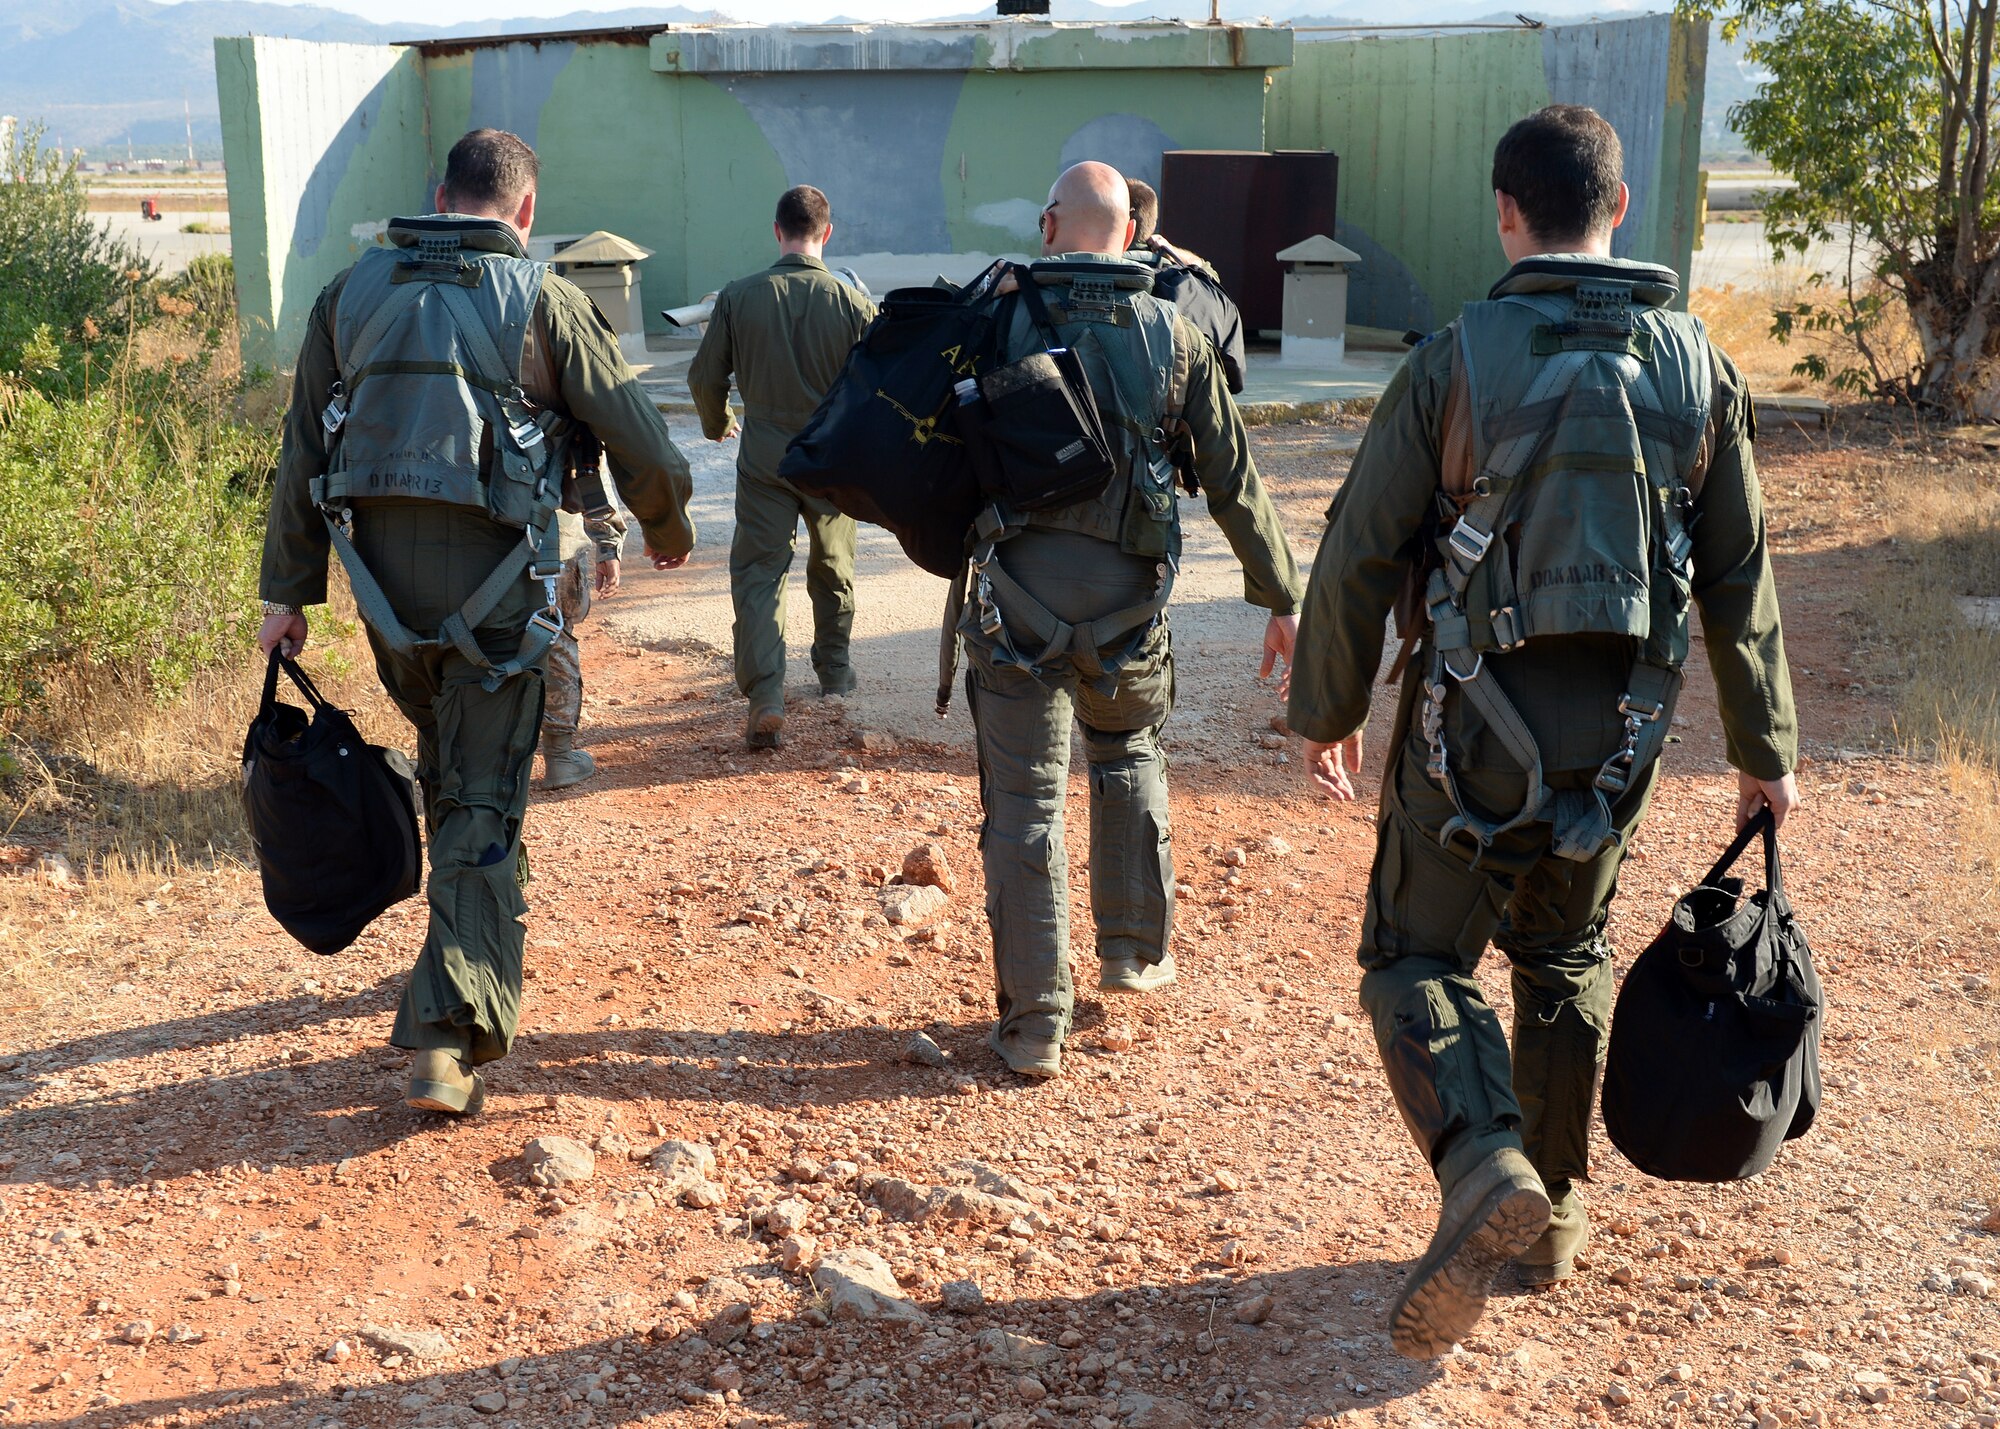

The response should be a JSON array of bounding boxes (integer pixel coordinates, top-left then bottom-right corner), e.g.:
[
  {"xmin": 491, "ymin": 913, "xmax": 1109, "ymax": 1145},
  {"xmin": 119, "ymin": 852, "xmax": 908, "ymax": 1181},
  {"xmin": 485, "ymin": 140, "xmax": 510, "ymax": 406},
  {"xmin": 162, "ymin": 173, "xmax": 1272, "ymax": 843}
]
[
  {"xmin": 255, "ymin": 129, "xmax": 697, "ymax": 1117},
  {"xmin": 1287, "ymin": 107, "xmax": 1801, "ymax": 1358},
  {"xmin": 957, "ymin": 161, "xmax": 1304, "ymax": 1081}
]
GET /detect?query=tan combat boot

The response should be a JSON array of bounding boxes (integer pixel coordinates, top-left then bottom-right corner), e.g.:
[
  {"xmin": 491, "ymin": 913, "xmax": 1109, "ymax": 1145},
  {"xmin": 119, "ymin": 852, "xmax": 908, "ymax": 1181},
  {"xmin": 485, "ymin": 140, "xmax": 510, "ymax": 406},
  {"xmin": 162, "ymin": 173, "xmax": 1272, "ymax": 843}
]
[
  {"xmin": 540, "ymin": 732, "xmax": 598, "ymax": 789},
  {"xmin": 1516, "ymin": 1187, "xmax": 1588, "ymax": 1287},
  {"xmin": 406, "ymin": 1049, "xmax": 486, "ymax": 1117},
  {"xmin": 1389, "ymin": 1147, "xmax": 1551, "ymax": 1358},
  {"xmin": 1099, "ymin": 951, "xmax": 1177, "ymax": 994},
  {"xmin": 988, "ymin": 1026, "xmax": 1062, "ymax": 1079},
  {"xmin": 746, "ymin": 706, "xmax": 784, "ymax": 750}
]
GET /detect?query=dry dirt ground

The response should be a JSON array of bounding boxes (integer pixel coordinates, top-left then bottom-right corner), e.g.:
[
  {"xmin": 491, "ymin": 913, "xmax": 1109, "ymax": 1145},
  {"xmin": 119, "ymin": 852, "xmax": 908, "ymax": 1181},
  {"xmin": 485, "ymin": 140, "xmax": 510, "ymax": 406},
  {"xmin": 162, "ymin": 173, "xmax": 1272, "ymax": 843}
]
[{"xmin": 4, "ymin": 418, "xmax": 2000, "ymax": 1429}]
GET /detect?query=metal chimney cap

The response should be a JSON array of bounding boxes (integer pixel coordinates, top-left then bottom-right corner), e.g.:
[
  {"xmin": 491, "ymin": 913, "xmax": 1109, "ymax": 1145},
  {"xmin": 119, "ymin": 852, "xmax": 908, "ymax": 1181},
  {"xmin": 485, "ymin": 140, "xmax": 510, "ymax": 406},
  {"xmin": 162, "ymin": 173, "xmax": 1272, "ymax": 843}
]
[
  {"xmin": 1275, "ymin": 234, "xmax": 1362, "ymax": 266},
  {"xmin": 556, "ymin": 230, "xmax": 655, "ymax": 265}
]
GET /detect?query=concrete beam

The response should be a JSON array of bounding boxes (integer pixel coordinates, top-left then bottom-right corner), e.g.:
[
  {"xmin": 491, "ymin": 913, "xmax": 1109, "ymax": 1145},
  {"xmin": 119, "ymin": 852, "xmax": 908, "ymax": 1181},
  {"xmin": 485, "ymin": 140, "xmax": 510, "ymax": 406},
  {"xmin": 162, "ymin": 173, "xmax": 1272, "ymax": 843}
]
[{"xmin": 650, "ymin": 22, "xmax": 1293, "ymax": 75}]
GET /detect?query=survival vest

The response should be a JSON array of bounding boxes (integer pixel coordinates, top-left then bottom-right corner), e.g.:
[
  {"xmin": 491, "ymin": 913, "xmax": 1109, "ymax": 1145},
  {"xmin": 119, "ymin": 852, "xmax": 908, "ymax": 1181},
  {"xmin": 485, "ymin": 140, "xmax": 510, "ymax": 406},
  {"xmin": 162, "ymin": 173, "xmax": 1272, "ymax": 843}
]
[
  {"xmin": 1415, "ymin": 256, "xmax": 1716, "ymax": 861},
  {"xmin": 312, "ymin": 218, "xmax": 573, "ymax": 690},
  {"xmin": 946, "ymin": 257, "xmax": 1197, "ymax": 708}
]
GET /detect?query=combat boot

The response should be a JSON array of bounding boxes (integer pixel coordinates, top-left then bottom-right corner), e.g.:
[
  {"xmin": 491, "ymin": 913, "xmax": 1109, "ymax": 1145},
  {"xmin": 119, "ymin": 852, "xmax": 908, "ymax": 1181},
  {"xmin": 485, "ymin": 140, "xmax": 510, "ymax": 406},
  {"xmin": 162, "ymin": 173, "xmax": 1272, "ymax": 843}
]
[
  {"xmin": 1099, "ymin": 951, "xmax": 1177, "ymax": 994},
  {"xmin": 406, "ymin": 1049, "xmax": 485, "ymax": 1117},
  {"xmin": 1515, "ymin": 1186, "xmax": 1588, "ymax": 1287},
  {"xmin": 540, "ymin": 732, "xmax": 598, "ymax": 789},
  {"xmin": 988, "ymin": 1026, "xmax": 1062, "ymax": 1079},
  {"xmin": 1388, "ymin": 1147, "xmax": 1550, "ymax": 1359},
  {"xmin": 747, "ymin": 706, "xmax": 785, "ymax": 750}
]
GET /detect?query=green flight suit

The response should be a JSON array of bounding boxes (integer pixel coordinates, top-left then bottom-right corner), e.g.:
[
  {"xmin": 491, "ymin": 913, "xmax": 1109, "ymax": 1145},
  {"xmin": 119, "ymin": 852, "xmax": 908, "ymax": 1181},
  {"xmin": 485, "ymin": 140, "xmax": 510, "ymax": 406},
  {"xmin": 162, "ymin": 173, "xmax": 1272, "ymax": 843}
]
[
  {"xmin": 687, "ymin": 254, "xmax": 876, "ymax": 708},
  {"xmin": 961, "ymin": 256, "xmax": 1304, "ymax": 1051},
  {"xmin": 260, "ymin": 216, "xmax": 697, "ymax": 1066},
  {"xmin": 1287, "ymin": 258, "xmax": 1797, "ymax": 1216}
]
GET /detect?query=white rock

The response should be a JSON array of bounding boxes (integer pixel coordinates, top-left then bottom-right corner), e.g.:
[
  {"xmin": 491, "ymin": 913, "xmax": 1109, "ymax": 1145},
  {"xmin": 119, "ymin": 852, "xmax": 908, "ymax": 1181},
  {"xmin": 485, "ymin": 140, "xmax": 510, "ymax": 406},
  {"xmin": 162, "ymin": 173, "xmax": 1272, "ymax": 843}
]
[
  {"xmin": 522, "ymin": 1136, "xmax": 595, "ymax": 1188},
  {"xmin": 651, "ymin": 1139, "xmax": 723, "ymax": 1205},
  {"xmin": 811, "ymin": 1248, "xmax": 929, "ymax": 1324},
  {"xmin": 360, "ymin": 1323, "xmax": 454, "ymax": 1362},
  {"xmin": 882, "ymin": 883, "xmax": 949, "ymax": 927}
]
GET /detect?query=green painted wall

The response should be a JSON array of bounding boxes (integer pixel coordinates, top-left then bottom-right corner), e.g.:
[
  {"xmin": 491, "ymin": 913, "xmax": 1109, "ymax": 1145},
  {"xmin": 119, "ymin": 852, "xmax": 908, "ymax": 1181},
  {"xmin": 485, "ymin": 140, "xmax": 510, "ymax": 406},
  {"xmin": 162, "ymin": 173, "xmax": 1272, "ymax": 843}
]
[
  {"xmin": 218, "ymin": 18, "xmax": 1704, "ymax": 371},
  {"xmin": 215, "ymin": 36, "xmax": 428, "ymax": 371},
  {"xmin": 1266, "ymin": 14, "xmax": 1708, "ymax": 331}
]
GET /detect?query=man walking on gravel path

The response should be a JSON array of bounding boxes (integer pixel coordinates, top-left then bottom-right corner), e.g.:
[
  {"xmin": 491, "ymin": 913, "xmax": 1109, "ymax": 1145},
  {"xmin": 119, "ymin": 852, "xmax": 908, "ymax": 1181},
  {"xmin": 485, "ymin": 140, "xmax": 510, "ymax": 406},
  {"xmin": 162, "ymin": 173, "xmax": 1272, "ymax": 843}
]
[
  {"xmin": 688, "ymin": 184, "xmax": 877, "ymax": 750},
  {"xmin": 1288, "ymin": 106, "xmax": 1800, "ymax": 1358},
  {"xmin": 256, "ymin": 128, "xmax": 697, "ymax": 1117},
  {"xmin": 962, "ymin": 162, "xmax": 1302, "ymax": 1080}
]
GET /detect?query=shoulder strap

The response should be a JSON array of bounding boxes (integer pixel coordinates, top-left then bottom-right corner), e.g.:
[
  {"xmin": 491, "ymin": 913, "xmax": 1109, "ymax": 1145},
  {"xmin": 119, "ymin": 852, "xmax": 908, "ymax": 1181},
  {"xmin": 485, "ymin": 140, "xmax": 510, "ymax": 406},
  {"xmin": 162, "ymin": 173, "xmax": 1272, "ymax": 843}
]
[
  {"xmin": 1438, "ymin": 329, "xmax": 1476, "ymax": 503},
  {"xmin": 434, "ymin": 274, "xmax": 525, "ymax": 392},
  {"xmin": 337, "ymin": 277, "xmax": 428, "ymax": 391},
  {"xmin": 1166, "ymin": 316, "xmax": 1192, "ymax": 422}
]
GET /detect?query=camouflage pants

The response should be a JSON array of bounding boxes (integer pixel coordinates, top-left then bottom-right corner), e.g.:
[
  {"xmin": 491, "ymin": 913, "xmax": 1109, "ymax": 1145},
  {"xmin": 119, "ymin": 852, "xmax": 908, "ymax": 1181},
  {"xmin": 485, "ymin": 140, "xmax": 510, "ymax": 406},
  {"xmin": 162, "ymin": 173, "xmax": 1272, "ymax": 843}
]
[
  {"xmin": 542, "ymin": 547, "xmax": 596, "ymax": 738},
  {"xmin": 1358, "ymin": 669, "xmax": 1658, "ymax": 1201},
  {"xmin": 961, "ymin": 530, "xmax": 1177, "ymax": 1048},
  {"xmin": 350, "ymin": 506, "xmax": 546, "ymax": 1067}
]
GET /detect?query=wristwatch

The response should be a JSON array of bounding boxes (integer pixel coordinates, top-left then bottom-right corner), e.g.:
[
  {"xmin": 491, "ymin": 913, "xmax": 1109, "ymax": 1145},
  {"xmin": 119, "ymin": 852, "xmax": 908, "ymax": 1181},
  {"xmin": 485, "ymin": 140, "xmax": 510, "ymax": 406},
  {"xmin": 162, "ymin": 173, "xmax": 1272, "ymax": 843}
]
[{"xmin": 261, "ymin": 601, "xmax": 302, "ymax": 618}]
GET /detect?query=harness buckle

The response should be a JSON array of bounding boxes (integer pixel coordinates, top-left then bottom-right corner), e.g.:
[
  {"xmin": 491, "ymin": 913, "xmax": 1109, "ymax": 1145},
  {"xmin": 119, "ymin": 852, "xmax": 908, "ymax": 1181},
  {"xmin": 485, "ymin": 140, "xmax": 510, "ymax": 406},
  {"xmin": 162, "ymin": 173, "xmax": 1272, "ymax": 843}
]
[
  {"xmin": 1618, "ymin": 693, "xmax": 1664, "ymax": 721},
  {"xmin": 321, "ymin": 381, "xmax": 348, "ymax": 435},
  {"xmin": 974, "ymin": 570, "xmax": 1003, "ymax": 638},
  {"xmin": 1442, "ymin": 650, "xmax": 1485, "ymax": 683},
  {"xmin": 529, "ymin": 606, "xmax": 565, "ymax": 639},
  {"xmin": 1666, "ymin": 527, "xmax": 1694, "ymax": 567},
  {"xmin": 1446, "ymin": 519, "xmax": 1494, "ymax": 567},
  {"xmin": 1489, "ymin": 606, "xmax": 1525, "ymax": 651}
]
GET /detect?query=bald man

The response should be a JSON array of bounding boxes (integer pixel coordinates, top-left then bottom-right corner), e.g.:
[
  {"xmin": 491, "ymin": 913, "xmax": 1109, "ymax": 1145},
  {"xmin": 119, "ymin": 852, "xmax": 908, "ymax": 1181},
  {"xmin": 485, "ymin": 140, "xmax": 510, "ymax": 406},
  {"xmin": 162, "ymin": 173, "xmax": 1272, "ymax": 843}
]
[{"xmin": 960, "ymin": 162, "xmax": 1304, "ymax": 1078}]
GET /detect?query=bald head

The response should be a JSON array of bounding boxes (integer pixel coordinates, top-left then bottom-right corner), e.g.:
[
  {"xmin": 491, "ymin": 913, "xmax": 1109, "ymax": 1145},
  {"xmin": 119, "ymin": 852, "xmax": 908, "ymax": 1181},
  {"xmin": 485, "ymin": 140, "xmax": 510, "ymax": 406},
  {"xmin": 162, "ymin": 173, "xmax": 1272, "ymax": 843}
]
[{"xmin": 1041, "ymin": 161, "xmax": 1135, "ymax": 258}]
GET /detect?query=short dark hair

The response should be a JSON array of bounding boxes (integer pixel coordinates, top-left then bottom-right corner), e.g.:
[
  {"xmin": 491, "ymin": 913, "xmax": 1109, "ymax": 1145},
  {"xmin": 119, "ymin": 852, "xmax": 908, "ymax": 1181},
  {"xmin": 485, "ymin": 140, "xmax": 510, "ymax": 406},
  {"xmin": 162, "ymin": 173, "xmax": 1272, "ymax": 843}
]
[
  {"xmin": 1491, "ymin": 105, "xmax": 1623, "ymax": 246},
  {"xmin": 775, "ymin": 185, "xmax": 831, "ymax": 242},
  {"xmin": 1127, "ymin": 178, "xmax": 1159, "ymax": 245},
  {"xmin": 441, "ymin": 129, "xmax": 538, "ymax": 214}
]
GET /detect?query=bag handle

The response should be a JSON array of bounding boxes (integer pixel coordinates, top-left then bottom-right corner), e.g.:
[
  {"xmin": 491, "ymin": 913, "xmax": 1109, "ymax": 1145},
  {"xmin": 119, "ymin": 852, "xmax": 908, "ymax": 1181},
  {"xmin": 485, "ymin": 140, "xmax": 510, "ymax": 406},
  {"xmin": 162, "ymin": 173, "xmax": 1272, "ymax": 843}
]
[
  {"xmin": 1699, "ymin": 805, "xmax": 1782, "ymax": 897},
  {"xmin": 1011, "ymin": 265, "xmax": 1065, "ymax": 351},
  {"xmin": 269, "ymin": 652, "xmax": 333, "ymax": 713}
]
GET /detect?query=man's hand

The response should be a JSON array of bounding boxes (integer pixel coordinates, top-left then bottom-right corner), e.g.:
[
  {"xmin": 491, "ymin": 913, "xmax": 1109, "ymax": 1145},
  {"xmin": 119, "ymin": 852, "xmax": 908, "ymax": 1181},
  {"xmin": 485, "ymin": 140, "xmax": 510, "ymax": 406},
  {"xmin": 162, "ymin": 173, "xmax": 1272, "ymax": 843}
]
[
  {"xmin": 646, "ymin": 546, "xmax": 689, "ymax": 571},
  {"xmin": 712, "ymin": 421, "xmax": 740, "ymax": 444},
  {"xmin": 594, "ymin": 555, "xmax": 622, "ymax": 598},
  {"xmin": 257, "ymin": 610, "xmax": 308, "ymax": 659},
  {"xmin": 1737, "ymin": 770, "xmax": 1800, "ymax": 830},
  {"xmin": 1259, "ymin": 613, "xmax": 1299, "ymax": 697},
  {"xmin": 1304, "ymin": 733, "xmax": 1365, "ymax": 802}
]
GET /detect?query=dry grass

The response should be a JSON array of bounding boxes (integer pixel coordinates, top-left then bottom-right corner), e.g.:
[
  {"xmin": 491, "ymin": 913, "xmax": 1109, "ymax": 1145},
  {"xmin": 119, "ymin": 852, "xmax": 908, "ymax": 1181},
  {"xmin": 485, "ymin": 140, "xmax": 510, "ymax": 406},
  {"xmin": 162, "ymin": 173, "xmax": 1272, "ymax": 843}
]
[
  {"xmin": 1692, "ymin": 275, "xmax": 1923, "ymax": 398},
  {"xmin": 1859, "ymin": 440, "xmax": 2000, "ymax": 891},
  {"xmin": 0, "ymin": 587, "xmax": 400, "ymax": 1010}
]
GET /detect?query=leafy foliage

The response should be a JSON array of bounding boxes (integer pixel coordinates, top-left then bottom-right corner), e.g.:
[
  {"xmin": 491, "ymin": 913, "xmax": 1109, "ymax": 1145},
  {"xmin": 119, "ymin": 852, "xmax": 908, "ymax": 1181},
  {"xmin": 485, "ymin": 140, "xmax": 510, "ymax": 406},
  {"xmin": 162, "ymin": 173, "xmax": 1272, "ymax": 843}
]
[
  {"xmin": 1684, "ymin": 0, "xmax": 2000, "ymax": 417},
  {"xmin": 0, "ymin": 125, "xmax": 150, "ymax": 386},
  {"xmin": 0, "ymin": 152, "xmax": 277, "ymax": 717}
]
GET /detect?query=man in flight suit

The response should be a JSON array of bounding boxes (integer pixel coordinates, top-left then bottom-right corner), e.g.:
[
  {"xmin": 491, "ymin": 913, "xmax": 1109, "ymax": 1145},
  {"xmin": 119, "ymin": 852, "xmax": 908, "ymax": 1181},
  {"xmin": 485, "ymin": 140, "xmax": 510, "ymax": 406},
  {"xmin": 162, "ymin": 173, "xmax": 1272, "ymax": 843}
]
[
  {"xmin": 256, "ymin": 129, "xmax": 697, "ymax": 1115},
  {"xmin": 689, "ymin": 185, "xmax": 877, "ymax": 748},
  {"xmin": 1288, "ymin": 106, "xmax": 1799, "ymax": 1357},
  {"xmin": 963, "ymin": 162, "xmax": 1303, "ymax": 1080}
]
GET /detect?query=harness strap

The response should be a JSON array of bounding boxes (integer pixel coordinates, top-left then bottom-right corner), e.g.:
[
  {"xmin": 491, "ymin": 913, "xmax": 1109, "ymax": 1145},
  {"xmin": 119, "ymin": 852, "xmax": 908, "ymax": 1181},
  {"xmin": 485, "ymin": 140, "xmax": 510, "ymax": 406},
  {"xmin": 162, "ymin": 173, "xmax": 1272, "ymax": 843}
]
[
  {"xmin": 336, "ymin": 279, "xmax": 429, "ymax": 392},
  {"xmin": 323, "ymin": 510, "xmax": 566, "ymax": 691}
]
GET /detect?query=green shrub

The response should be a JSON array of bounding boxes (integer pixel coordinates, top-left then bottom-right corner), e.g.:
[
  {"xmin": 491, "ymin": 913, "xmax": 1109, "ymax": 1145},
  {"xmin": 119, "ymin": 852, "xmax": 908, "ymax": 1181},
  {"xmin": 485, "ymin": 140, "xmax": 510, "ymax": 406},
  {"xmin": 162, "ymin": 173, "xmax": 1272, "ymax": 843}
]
[
  {"xmin": 0, "ymin": 125, "xmax": 149, "ymax": 386},
  {"xmin": 0, "ymin": 345, "xmax": 277, "ymax": 712}
]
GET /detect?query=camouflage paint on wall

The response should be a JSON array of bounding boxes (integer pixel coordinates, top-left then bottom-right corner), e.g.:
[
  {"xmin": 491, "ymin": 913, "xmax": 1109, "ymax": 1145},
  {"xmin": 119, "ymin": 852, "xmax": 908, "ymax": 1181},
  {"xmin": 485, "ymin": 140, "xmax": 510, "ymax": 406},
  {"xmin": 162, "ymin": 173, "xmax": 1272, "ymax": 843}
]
[
  {"xmin": 1264, "ymin": 13, "xmax": 1708, "ymax": 332},
  {"xmin": 217, "ymin": 16, "xmax": 1703, "ymax": 371},
  {"xmin": 218, "ymin": 23, "xmax": 1287, "ymax": 371}
]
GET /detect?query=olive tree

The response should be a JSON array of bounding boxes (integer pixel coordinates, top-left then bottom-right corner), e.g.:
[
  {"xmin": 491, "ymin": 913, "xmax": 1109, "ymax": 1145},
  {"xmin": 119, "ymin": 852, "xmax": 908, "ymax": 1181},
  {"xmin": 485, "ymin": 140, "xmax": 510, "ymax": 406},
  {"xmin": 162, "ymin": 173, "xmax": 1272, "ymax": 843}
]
[{"xmin": 1685, "ymin": 0, "xmax": 2000, "ymax": 417}]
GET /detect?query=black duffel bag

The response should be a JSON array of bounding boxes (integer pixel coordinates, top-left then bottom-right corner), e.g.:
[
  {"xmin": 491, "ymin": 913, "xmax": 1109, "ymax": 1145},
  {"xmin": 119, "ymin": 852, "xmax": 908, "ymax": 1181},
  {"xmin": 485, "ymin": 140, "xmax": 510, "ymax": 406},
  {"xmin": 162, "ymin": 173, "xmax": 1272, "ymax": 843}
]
[
  {"xmin": 1602, "ymin": 807, "xmax": 1823, "ymax": 1182},
  {"xmin": 957, "ymin": 271, "xmax": 1117, "ymax": 514},
  {"xmin": 241, "ymin": 653, "xmax": 422, "ymax": 954},
  {"xmin": 781, "ymin": 263, "xmax": 1011, "ymax": 578}
]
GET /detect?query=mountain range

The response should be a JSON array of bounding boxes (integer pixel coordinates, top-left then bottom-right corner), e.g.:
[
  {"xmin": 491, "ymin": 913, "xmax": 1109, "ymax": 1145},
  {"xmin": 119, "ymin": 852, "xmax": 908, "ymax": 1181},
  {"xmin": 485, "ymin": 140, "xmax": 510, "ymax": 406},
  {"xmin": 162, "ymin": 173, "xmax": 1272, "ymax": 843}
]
[{"xmin": 0, "ymin": 0, "xmax": 1755, "ymax": 157}]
